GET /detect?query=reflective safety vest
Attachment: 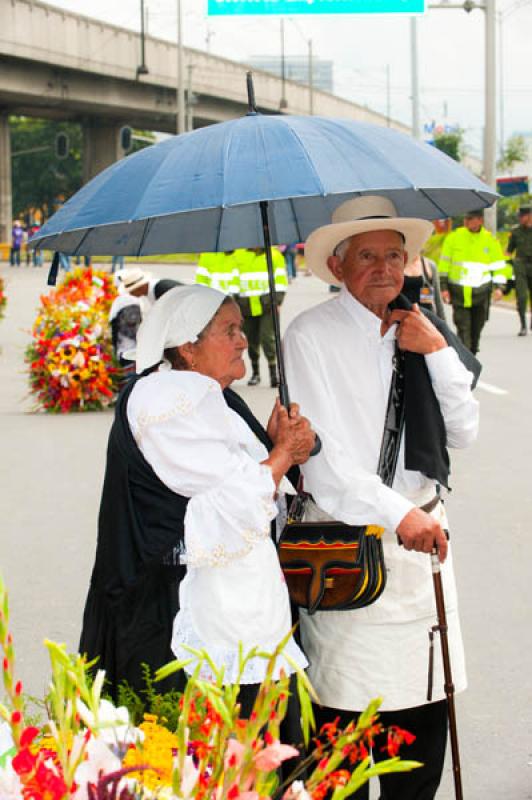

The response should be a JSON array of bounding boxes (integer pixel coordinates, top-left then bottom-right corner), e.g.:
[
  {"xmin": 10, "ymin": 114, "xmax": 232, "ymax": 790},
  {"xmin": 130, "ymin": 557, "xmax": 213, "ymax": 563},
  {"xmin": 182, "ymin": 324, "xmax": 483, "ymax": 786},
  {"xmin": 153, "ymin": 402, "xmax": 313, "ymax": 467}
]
[
  {"xmin": 195, "ymin": 252, "xmax": 239, "ymax": 294},
  {"xmin": 235, "ymin": 248, "xmax": 288, "ymax": 316},
  {"xmin": 437, "ymin": 226, "xmax": 507, "ymax": 308}
]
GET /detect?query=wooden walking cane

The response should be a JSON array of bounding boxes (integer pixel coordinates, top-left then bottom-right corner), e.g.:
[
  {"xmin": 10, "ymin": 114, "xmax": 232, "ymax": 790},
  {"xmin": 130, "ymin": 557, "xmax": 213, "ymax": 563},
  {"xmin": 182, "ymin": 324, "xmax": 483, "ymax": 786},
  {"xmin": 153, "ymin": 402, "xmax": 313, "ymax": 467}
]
[{"xmin": 430, "ymin": 547, "xmax": 464, "ymax": 800}]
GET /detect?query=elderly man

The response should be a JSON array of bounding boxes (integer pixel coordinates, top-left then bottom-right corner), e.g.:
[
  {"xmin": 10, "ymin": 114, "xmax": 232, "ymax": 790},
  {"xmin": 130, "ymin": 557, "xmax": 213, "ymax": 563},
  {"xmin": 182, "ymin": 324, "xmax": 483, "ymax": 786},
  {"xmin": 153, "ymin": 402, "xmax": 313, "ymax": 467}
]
[{"xmin": 283, "ymin": 196, "xmax": 480, "ymax": 800}]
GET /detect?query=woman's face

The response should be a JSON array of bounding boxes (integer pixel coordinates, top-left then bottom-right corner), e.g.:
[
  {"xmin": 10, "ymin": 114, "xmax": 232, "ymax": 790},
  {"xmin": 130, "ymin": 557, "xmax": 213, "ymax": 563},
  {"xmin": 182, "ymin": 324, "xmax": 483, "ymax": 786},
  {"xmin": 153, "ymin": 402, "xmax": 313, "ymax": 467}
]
[{"xmin": 189, "ymin": 301, "xmax": 247, "ymax": 389}]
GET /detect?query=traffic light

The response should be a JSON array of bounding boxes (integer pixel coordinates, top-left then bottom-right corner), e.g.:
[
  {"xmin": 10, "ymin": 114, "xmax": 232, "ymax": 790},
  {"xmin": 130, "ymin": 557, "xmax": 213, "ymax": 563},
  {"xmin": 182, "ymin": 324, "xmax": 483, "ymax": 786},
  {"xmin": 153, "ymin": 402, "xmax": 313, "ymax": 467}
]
[
  {"xmin": 55, "ymin": 132, "xmax": 69, "ymax": 159},
  {"xmin": 119, "ymin": 126, "xmax": 133, "ymax": 152}
]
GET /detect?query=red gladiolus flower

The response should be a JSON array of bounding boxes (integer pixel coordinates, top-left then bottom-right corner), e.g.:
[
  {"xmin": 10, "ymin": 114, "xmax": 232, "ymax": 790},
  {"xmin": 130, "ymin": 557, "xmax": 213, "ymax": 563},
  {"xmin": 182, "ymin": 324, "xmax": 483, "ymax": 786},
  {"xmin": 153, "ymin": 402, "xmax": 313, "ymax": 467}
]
[
  {"xmin": 12, "ymin": 748, "xmax": 35, "ymax": 778},
  {"xmin": 19, "ymin": 727, "xmax": 39, "ymax": 748}
]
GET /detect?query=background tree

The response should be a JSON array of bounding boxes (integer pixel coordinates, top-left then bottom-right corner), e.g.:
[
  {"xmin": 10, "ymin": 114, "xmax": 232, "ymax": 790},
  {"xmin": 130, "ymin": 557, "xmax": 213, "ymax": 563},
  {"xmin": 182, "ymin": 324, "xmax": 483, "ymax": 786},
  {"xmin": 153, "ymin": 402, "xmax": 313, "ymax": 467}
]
[
  {"xmin": 10, "ymin": 117, "xmax": 155, "ymax": 223},
  {"xmin": 497, "ymin": 135, "xmax": 527, "ymax": 175},
  {"xmin": 10, "ymin": 117, "xmax": 83, "ymax": 223},
  {"xmin": 432, "ymin": 130, "xmax": 464, "ymax": 162}
]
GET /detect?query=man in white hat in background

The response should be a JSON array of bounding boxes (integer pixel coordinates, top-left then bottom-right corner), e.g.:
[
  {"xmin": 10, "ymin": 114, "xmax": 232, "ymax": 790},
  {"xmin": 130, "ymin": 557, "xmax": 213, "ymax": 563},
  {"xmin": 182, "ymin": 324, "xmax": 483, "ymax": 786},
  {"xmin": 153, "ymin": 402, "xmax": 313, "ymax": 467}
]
[
  {"xmin": 110, "ymin": 268, "xmax": 182, "ymax": 366},
  {"xmin": 283, "ymin": 196, "xmax": 481, "ymax": 799}
]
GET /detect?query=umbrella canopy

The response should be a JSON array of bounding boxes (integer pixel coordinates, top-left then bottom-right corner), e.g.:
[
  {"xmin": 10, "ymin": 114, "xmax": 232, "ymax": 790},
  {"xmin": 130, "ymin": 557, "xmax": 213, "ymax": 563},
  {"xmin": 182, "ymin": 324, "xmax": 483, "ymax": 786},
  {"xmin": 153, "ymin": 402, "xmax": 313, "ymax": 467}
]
[{"xmin": 31, "ymin": 114, "xmax": 496, "ymax": 257}]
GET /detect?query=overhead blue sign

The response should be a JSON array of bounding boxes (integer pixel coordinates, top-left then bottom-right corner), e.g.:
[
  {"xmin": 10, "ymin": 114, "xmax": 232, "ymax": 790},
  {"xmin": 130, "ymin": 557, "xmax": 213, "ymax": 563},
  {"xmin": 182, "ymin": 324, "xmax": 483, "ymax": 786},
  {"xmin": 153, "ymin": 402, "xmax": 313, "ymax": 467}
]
[{"xmin": 208, "ymin": 0, "xmax": 425, "ymax": 15}]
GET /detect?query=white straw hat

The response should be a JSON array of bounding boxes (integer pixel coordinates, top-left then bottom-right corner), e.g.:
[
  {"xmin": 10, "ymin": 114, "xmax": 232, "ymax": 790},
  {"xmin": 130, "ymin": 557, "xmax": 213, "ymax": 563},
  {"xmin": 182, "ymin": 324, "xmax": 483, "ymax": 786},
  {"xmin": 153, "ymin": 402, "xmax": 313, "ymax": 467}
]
[
  {"xmin": 116, "ymin": 267, "xmax": 152, "ymax": 292},
  {"xmin": 134, "ymin": 284, "xmax": 226, "ymax": 372},
  {"xmin": 305, "ymin": 196, "xmax": 434, "ymax": 286}
]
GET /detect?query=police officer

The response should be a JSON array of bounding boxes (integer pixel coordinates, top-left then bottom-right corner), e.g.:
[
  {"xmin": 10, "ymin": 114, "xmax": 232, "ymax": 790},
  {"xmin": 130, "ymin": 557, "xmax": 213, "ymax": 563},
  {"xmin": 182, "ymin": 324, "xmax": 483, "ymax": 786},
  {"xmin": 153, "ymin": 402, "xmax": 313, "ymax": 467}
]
[
  {"xmin": 507, "ymin": 206, "xmax": 532, "ymax": 336},
  {"xmin": 195, "ymin": 251, "xmax": 239, "ymax": 295},
  {"xmin": 438, "ymin": 210, "xmax": 507, "ymax": 355},
  {"xmin": 234, "ymin": 247, "xmax": 288, "ymax": 387}
]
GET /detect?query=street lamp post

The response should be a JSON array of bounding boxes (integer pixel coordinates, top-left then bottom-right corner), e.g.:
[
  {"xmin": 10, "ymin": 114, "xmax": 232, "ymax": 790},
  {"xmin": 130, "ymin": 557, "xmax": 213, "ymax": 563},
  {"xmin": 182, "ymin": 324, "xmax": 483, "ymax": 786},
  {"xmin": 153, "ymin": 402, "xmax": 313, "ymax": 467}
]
[
  {"xmin": 428, "ymin": 1, "xmax": 498, "ymax": 233},
  {"xmin": 308, "ymin": 38, "xmax": 314, "ymax": 115},
  {"xmin": 176, "ymin": 0, "xmax": 186, "ymax": 135},
  {"xmin": 137, "ymin": 0, "xmax": 149, "ymax": 77},
  {"xmin": 280, "ymin": 20, "xmax": 288, "ymax": 110},
  {"xmin": 484, "ymin": 0, "xmax": 497, "ymax": 233},
  {"xmin": 410, "ymin": 16, "xmax": 421, "ymax": 140}
]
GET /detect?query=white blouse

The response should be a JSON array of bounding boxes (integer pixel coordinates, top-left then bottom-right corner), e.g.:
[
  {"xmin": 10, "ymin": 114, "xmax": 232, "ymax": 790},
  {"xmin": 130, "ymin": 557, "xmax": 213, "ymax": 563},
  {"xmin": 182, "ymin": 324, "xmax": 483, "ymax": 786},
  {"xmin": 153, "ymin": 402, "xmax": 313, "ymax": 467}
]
[{"xmin": 127, "ymin": 369, "xmax": 307, "ymax": 685}]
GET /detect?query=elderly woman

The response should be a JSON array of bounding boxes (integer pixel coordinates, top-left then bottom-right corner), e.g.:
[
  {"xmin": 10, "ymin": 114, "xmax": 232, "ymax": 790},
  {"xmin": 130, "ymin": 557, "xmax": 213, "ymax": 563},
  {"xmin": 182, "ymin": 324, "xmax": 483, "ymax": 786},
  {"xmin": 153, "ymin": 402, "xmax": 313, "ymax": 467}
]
[{"xmin": 80, "ymin": 284, "xmax": 314, "ymax": 706}]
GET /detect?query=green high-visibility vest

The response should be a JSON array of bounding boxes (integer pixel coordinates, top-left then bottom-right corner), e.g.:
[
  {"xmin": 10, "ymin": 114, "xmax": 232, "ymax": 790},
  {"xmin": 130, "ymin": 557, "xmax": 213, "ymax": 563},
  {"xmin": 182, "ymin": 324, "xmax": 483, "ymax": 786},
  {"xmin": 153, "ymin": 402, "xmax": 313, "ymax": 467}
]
[
  {"xmin": 437, "ymin": 226, "xmax": 507, "ymax": 308},
  {"xmin": 195, "ymin": 252, "xmax": 239, "ymax": 294},
  {"xmin": 235, "ymin": 248, "xmax": 288, "ymax": 316}
]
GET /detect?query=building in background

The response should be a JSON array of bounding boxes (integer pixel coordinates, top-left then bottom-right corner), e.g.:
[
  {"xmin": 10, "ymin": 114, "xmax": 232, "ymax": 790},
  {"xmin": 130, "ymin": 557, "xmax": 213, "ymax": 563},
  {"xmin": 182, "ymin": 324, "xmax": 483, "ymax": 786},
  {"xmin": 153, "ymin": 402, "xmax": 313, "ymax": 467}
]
[{"xmin": 248, "ymin": 55, "xmax": 333, "ymax": 93}]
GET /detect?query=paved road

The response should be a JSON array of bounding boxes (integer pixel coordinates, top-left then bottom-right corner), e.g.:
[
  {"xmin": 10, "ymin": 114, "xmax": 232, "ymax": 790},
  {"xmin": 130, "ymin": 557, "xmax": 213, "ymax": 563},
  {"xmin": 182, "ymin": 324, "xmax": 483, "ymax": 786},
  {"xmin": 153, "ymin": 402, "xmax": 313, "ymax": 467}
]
[{"xmin": 0, "ymin": 261, "xmax": 531, "ymax": 799}]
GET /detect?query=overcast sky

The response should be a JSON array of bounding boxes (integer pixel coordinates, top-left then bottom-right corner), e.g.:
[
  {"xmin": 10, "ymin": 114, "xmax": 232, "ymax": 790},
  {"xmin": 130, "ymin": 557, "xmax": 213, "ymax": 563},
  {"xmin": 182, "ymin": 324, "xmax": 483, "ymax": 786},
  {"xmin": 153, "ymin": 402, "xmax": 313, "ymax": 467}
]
[{"xmin": 45, "ymin": 0, "xmax": 532, "ymax": 159}]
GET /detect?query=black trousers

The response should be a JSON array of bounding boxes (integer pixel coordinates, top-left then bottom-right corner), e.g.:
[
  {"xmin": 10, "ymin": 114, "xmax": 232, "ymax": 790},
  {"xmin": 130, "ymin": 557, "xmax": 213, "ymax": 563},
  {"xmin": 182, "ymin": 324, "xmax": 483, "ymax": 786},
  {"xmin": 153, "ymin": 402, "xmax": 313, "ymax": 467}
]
[
  {"xmin": 243, "ymin": 313, "xmax": 276, "ymax": 369},
  {"xmin": 313, "ymin": 700, "xmax": 448, "ymax": 800},
  {"xmin": 514, "ymin": 261, "xmax": 532, "ymax": 324},
  {"xmin": 238, "ymin": 676, "xmax": 304, "ymax": 779},
  {"xmin": 451, "ymin": 297, "xmax": 489, "ymax": 355}
]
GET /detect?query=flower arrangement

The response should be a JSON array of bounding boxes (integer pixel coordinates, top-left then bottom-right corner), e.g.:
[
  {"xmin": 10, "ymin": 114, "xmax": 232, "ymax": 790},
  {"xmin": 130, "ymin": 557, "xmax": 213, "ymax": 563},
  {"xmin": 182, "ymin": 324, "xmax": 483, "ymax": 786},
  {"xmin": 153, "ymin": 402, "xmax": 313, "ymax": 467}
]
[
  {"xmin": 0, "ymin": 576, "xmax": 420, "ymax": 800},
  {"xmin": 25, "ymin": 268, "xmax": 119, "ymax": 412},
  {"xmin": 0, "ymin": 276, "xmax": 6, "ymax": 319}
]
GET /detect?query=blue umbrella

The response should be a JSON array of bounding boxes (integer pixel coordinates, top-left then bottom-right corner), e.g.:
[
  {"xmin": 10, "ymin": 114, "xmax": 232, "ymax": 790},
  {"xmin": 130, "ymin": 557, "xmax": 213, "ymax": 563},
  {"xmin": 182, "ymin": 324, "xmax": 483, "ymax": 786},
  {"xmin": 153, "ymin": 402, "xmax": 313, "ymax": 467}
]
[
  {"xmin": 31, "ymin": 110, "xmax": 495, "ymax": 259},
  {"xmin": 30, "ymin": 76, "xmax": 495, "ymax": 413}
]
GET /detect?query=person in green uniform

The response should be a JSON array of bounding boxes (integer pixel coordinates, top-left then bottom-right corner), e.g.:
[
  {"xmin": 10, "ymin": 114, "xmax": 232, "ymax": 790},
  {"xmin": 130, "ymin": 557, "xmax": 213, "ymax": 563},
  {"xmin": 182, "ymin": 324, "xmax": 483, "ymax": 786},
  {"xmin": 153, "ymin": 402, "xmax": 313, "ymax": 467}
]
[
  {"xmin": 438, "ymin": 210, "xmax": 506, "ymax": 355},
  {"xmin": 234, "ymin": 247, "xmax": 288, "ymax": 388},
  {"xmin": 507, "ymin": 206, "xmax": 532, "ymax": 336}
]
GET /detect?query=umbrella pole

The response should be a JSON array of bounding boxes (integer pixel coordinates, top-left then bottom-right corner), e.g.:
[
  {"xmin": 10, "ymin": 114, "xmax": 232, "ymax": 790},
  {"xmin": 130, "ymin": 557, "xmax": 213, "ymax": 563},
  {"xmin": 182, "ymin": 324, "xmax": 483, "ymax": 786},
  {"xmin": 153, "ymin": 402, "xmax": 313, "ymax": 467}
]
[
  {"xmin": 259, "ymin": 201, "xmax": 321, "ymax": 456},
  {"xmin": 259, "ymin": 200, "xmax": 290, "ymax": 408},
  {"xmin": 431, "ymin": 549, "xmax": 464, "ymax": 800}
]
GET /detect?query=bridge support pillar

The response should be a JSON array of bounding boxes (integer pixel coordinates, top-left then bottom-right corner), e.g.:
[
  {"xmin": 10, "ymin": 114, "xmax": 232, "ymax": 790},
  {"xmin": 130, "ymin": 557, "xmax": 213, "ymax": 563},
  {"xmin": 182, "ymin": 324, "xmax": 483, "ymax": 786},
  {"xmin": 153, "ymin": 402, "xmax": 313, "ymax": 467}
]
[
  {"xmin": 82, "ymin": 121, "xmax": 124, "ymax": 183},
  {"xmin": 0, "ymin": 114, "xmax": 12, "ymax": 245}
]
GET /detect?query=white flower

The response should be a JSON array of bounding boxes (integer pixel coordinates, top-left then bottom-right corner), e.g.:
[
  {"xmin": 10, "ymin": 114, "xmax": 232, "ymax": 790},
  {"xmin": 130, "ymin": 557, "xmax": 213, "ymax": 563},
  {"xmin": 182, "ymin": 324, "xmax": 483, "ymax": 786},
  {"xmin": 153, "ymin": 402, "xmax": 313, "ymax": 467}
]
[
  {"xmin": 179, "ymin": 753, "xmax": 200, "ymax": 797},
  {"xmin": 0, "ymin": 760, "xmax": 23, "ymax": 800},
  {"xmin": 76, "ymin": 698, "xmax": 144, "ymax": 748},
  {"xmin": 73, "ymin": 737, "xmax": 122, "ymax": 800},
  {"xmin": 283, "ymin": 780, "xmax": 312, "ymax": 800}
]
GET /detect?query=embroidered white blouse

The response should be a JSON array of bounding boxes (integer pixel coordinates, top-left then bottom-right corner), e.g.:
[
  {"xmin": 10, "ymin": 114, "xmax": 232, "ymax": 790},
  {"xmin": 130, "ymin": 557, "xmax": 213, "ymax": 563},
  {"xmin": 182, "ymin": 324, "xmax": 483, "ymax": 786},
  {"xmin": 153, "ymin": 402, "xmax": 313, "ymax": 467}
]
[
  {"xmin": 283, "ymin": 287, "xmax": 479, "ymax": 711},
  {"xmin": 127, "ymin": 369, "xmax": 307, "ymax": 684}
]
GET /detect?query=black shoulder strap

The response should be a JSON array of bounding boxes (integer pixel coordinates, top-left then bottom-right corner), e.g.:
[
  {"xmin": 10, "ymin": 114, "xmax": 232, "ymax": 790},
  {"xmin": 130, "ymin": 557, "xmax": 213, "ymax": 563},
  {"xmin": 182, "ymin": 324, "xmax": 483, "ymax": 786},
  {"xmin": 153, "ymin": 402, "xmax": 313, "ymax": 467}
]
[{"xmin": 376, "ymin": 343, "xmax": 406, "ymax": 488}]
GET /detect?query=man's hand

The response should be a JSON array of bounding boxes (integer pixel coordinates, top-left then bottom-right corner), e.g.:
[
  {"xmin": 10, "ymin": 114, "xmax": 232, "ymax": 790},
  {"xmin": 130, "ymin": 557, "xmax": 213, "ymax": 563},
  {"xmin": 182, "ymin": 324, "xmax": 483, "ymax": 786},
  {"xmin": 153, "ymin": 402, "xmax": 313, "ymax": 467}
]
[
  {"xmin": 441, "ymin": 290, "xmax": 451, "ymax": 304},
  {"xmin": 385, "ymin": 304, "xmax": 447, "ymax": 354},
  {"xmin": 396, "ymin": 507, "xmax": 448, "ymax": 562},
  {"xmin": 493, "ymin": 287, "xmax": 504, "ymax": 302}
]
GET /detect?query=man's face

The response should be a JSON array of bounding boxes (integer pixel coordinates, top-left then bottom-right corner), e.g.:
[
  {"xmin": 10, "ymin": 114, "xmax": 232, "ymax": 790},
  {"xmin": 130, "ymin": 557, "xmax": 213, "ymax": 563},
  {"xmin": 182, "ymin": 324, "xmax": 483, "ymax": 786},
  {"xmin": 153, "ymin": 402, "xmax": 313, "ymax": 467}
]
[
  {"xmin": 327, "ymin": 230, "xmax": 407, "ymax": 309},
  {"xmin": 464, "ymin": 215, "xmax": 483, "ymax": 233},
  {"xmin": 520, "ymin": 213, "xmax": 531, "ymax": 227},
  {"xmin": 130, "ymin": 282, "xmax": 149, "ymax": 297}
]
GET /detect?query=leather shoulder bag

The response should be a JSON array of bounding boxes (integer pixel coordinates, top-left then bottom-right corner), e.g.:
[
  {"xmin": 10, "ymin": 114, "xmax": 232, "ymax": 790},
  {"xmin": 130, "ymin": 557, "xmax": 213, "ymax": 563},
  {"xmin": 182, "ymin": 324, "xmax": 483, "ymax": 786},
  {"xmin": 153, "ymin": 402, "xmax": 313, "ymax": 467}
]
[{"xmin": 278, "ymin": 345, "xmax": 406, "ymax": 615}]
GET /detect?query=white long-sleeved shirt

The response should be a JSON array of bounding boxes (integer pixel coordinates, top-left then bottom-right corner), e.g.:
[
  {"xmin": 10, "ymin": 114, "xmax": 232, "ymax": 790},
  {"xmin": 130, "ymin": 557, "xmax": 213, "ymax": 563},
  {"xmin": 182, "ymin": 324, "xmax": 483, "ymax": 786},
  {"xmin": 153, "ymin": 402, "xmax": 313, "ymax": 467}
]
[
  {"xmin": 127, "ymin": 369, "xmax": 306, "ymax": 684},
  {"xmin": 282, "ymin": 287, "xmax": 479, "ymax": 710}
]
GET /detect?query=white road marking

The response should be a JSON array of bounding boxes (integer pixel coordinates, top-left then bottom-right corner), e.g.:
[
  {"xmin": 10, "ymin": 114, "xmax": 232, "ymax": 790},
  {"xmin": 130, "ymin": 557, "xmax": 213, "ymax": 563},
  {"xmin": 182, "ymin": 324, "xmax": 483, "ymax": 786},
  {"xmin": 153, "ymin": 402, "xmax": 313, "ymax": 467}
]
[{"xmin": 477, "ymin": 380, "xmax": 508, "ymax": 396}]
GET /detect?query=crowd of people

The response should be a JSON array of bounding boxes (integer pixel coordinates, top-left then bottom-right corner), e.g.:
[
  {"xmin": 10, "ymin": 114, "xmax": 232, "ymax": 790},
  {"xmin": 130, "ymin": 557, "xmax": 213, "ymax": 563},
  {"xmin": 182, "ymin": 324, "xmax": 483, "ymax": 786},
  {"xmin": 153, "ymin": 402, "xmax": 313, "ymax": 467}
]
[
  {"xmin": 74, "ymin": 197, "xmax": 490, "ymax": 800},
  {"xmin": 9, "ymin": 218, "xmax": 42, "ymax": 267}
]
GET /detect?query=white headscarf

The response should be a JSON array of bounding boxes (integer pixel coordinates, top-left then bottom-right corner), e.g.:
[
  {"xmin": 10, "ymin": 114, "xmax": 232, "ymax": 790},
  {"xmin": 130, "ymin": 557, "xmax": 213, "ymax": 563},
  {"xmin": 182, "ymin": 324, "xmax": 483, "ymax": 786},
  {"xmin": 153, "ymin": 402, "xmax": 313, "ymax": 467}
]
[{"xmin": 134, "ymin": 284, "xmax": 226, "ymax": 373}]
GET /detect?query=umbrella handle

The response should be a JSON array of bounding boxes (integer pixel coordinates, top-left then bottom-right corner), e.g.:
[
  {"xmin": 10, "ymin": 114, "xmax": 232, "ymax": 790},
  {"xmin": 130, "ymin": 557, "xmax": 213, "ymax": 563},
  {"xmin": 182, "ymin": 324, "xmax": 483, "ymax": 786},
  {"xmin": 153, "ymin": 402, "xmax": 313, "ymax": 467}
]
[
  {"xmin": 260, "ymin": 201, "xmax": 321, "ymax": 457},
  {"xmin": 280, "ymin": 381, "xmax": 321, "ymax": 456}
]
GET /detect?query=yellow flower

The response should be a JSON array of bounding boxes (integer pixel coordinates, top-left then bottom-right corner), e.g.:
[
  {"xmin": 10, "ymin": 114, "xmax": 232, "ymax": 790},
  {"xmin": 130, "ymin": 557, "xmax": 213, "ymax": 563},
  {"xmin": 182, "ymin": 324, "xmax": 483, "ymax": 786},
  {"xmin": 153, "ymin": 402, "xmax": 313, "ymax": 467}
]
[{"xmin": 123, "ymin": 714, "xmax": 179, "ymax": 790}]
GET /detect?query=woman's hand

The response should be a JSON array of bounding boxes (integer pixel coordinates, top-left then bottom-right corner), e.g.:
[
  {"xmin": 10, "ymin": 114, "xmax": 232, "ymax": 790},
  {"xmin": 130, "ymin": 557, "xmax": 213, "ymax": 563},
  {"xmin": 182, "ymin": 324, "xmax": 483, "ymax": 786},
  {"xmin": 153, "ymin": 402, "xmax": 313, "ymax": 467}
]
[{"xmin": 264, "ymin": 401, "xmax": 316, "ymax": 485}]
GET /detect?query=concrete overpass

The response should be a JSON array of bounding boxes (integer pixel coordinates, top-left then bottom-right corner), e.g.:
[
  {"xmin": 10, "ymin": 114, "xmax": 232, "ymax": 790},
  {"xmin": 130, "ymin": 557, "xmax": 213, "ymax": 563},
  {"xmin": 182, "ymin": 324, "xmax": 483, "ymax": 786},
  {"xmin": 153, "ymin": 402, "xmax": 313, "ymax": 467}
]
[{"xmin": 0, "ymin": 0, "xmax": 413, "ymax": 242}]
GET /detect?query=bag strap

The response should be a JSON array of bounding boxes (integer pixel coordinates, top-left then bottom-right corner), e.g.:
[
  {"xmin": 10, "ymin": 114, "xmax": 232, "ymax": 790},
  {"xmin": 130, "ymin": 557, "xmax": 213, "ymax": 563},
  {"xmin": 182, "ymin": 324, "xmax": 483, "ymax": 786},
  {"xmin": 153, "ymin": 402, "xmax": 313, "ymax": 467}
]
[{"xmin": 376, "ymin": 343, "xmax": 406, "ymax": 488}]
